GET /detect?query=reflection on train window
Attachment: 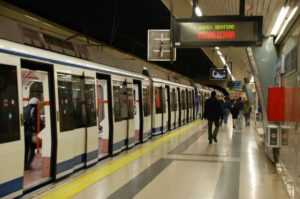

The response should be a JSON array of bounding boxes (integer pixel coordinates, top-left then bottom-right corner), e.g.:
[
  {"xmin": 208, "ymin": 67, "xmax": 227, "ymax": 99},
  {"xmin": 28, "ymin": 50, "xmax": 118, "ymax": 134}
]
[
  {"xmin": 171, "ymin": 89, "xmax": 177, "ymax": 111},
  {"xmin": 58, "ymin": 73, "xmax": 74, "ymax": 132},
  {"xmin": 113, "ymin": 83, "xmax": 129, "ymax": 122},
  {"xmin": 181, "ymin": 90, "xmax": 186, "ymax": 110},
  {"xmin": 0, "ymin": 65, "xmax": 20, "ymax": 143},
  {"xmin": 58, "ymin": 73, "xmax": 97, "ymax": 131},
  {"xmin": 127, "ymin": 87, "xmax": 134, "ymax": 119},
  {"xmin": 85, "ymin": 78, "xmax": 97, "ymax": 127},
  {"xmin": 155, "ymin": 87, "xmax": 163, "ymax": 113},
  {"xmin": 143, "ymin": 87, "xmax": 151, "ymax": 116},
  {"xmin": 97, "ymin": 84, "xmax": 105, "ymax": 122},
  {"xmin": 188, "ymin": 91, "xmax": 193, "ymax": 109},
  {"xmin": 155, "ymin": 87, "xmax": 166, "ymax": 113},
  {"xmin": 72, "ymin": 76, "xmax": 84, "ymax": 128},
  {"xmin": 161, "ymin": 88, "xmax": 166, "ymax": 113}
]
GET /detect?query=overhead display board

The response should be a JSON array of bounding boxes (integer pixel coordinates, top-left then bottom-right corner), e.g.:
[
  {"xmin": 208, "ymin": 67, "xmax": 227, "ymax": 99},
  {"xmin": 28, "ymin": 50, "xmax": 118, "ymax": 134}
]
[
  {"xmin": 148, "ymin": 29, "xmax": 176, "ymax": 61},
  {"xmin": 228, "ymin": 81, "xmax": 242, "ymax": 90},
  {"xmin": 173, "ymin": 16, "xmax": 263, "ymax": 47},
  {"xmin": 209, "ymin": 68, "xmax": 227, "ymax": 80}
]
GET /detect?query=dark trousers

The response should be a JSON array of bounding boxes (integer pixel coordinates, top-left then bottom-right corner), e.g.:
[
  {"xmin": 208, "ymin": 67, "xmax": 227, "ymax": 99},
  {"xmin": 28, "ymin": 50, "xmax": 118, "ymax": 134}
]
[
  {"xmin": 25, "ymin": 133, "xmax": 36, "ymax": 169},
  {"xmin": 208, "ymin": 119, "xmax": 220, "ymax": 141}
]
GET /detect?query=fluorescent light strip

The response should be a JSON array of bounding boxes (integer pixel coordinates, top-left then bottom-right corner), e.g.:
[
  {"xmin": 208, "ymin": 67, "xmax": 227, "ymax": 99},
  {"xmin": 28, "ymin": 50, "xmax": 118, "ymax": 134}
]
[
  {"xmin": 195, "ymin": 6, "xmax": 202, "ymax": 16},
  {"xmin": 214, "ymin": 47, "xmax": 235, "ymax": 80},
  {"xmin": 220, "ymin": 55, "xmax": 227, "ymax": 65},
  {"xmin": 275, "ymin": 6, "xmax": 299, "ymax": 43},
  {"xmin": 271, "ymin": 6, "xmax": 290, "ymax": 36}
]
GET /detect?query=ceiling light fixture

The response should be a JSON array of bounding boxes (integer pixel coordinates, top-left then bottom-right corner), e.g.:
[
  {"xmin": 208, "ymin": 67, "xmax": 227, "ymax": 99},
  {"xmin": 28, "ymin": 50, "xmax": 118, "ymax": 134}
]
[
  {"xmin": 195, "ymin": 6, "xmax": 202, "ymax": 17},
  {"xmin": 275, "ymin": 6, "xmax": 299, "ymax": 43},
  {"xmin": 271, "ymin": 6, "xmax": 290, "ymax": 36}
]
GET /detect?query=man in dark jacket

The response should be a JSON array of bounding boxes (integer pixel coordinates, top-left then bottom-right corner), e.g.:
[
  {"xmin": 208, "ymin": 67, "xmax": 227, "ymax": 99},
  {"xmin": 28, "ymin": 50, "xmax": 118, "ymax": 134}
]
[
  {"xmin": 24, "ymin": 97, "xmax": 39, "ymax": 170},
  {"xmin": 204, "ymin": 91, "xmax": 222, "ymax": 144}
]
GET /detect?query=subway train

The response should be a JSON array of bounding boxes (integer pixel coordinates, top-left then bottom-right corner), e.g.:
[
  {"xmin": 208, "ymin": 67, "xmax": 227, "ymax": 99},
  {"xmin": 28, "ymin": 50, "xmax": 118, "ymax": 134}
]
[{"xmin": 0, "ymin": 38, "xmax": 218, "ymax": 198}]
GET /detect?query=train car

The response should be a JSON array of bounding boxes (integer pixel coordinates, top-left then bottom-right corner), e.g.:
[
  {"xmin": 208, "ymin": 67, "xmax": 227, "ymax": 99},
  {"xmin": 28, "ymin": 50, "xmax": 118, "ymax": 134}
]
[
  {"xmin": 170, "ymin": 85, "xmax": 179, "ymax": 130},
  {"xmin": 0, "ymin": 38, "xmax": 208, "ymax": 198},
  {"xmin": 151, "ymin": 79, "xmax": 168, "ymax": 135},
  {"xmin": 139, "ymin": 78, "xmax": 151, "ymax": 142},
  {"xmin": 0, "ymin": 39, "xmax": 147, "ymax": 197}
]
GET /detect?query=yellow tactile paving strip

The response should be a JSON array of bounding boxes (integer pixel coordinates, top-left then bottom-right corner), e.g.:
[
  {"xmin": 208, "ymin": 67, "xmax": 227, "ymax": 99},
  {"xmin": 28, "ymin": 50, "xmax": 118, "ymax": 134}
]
[{"xmin": 39, "ymin": 120, "xmax": 203, "ymax": 199}]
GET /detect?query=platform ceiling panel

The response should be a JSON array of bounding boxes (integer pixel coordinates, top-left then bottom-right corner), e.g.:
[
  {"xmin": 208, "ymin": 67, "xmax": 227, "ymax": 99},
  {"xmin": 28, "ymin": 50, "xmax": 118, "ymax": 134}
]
[{"xmin": 162, "ymin": 0, "xmax": 285, "ymax": 81}]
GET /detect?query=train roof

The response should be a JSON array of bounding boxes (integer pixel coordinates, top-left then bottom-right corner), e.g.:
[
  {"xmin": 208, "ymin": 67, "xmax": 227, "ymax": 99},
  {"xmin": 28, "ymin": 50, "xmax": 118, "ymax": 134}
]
[
  {"xmin": 152, "ymin": 77, "xmax": 194, "ymax": 89},
  {"xmin": 0, "ymin": 39, "xmax": 148, "ymax": 80}
]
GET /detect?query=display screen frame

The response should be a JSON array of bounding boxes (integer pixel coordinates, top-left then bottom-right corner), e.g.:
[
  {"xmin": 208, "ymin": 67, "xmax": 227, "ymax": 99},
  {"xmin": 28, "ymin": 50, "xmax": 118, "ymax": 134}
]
[
  {"xmin": 173, "ymin": 16, "xmax": 263, "ymax": 47},
  {"xmin": 209, "ymin": 68, "xmax": 228, "ymax": 81}
]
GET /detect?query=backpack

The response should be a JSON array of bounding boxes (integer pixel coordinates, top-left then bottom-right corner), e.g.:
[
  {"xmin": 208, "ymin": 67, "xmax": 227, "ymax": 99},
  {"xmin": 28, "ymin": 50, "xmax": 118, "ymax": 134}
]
[{"xmin": 23, "ymin": 105, "xmax": 35, "ymax": 130}]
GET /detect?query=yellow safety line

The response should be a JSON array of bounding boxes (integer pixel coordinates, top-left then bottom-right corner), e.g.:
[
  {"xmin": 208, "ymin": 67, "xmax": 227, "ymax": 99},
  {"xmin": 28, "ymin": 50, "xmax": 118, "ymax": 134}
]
[{"xmin": 39, "ymin": 120, "xmax": 204, "ymax": 199}]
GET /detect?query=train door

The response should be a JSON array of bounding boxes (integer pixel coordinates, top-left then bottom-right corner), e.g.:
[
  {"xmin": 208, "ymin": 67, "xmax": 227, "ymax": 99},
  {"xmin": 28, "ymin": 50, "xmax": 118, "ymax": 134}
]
[
  {"xmin": 177, "ymin": 87, "xmax": 181, "ymax": 126},
  {"xmin": 0, "ymin": 61, "xmax": 23, "ymax": 198},
  {"xmin": 166, "ymin": 86, "xmax": 171, "ymax": 131},
  {"xmin": 126, "ymin": 83, "xmax": 135, "ymax": 148},
  {"xmin": 162, "ymin": 86, "xmax": 168, "ymax": 133},
  {"xmin": 186, "ymin": 89, "xmax": 190, "ymax": 123},
  {"xmin": 54, "ymin": 67, "xmax": 98, "ymax": 179},
  {"xmin": 173, "ymin": 88, "xmax": 178, "ymax": 129},
  {"xmin": 181, "ymin": 89, "xmax": 186, "ymax": 125},
  {"xmin": 96, "ymin": 77, "xmax": 111, "ymax": 159},
  {"xmin": 111, "ymin": 77, "xmax": 135, "ymax": 154},
  {"xmin": 142, "ymin": 82, "xmax": 151, "ymax": 142},
  {"xmin": 133, "ymin": 81, "xmax": 142, "ymax": 144},
  {"xmin": 169, "ymin": 87, "xmax": 175, "ymax": 130},
  {"xmin": 21, "ymin": 60, "xmax": 55, "ymax": 190},
  {"xmin": 153, "ymin": 84, "xmax": 163, "ymax": 135},
  {"xmin": 192, "ymin": 90, "xmax": 196, "ymax": 120}
]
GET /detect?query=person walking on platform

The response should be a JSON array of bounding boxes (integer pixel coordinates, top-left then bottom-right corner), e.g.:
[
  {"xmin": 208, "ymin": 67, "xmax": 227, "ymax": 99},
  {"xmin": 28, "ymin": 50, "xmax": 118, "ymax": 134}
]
[
  {"xmin": 204, "ymin": 91, "xmax": 222, "ymax": 144},
  {"xmin": 231, "ymin": 97, "xmax": 244, "ymax": 130},
  {"xmin": 218, "ymin": 97, "xmax": 225, "ymax": 126},
  {"xmin": 223, "ymin": 96, "xmax": 232, "ymax": 124},
  {"xmin": 243, "ymin": 100, "xmax": 252, "ymax": 126}
]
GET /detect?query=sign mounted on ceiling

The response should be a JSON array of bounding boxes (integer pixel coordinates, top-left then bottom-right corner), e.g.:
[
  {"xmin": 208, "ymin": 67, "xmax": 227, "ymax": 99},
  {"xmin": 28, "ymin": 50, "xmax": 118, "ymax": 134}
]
[
  {"xmin": 147, "ymin": 29, "xmax": 176, "ymax": 61},
  {"xmin": 173, "ymin": 16, "xmax": 263, "ymax": 47},
  {"xmin": 209, "ymin": 68, "xmax": 227, "ymax": 80},
  {"xmin": 228, "ymin": 81, "xmax": 242, "ymax": 90}
]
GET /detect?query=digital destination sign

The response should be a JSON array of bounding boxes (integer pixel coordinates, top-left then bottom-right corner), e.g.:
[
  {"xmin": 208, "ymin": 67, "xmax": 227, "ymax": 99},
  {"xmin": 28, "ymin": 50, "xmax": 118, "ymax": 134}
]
[
  {"xmin": 210, "ymin": 68, "xmax": 227, "ymax": 80},
  {"xmin": 174, "ymin": 16, "xmax": 263, "ymax": 47}
]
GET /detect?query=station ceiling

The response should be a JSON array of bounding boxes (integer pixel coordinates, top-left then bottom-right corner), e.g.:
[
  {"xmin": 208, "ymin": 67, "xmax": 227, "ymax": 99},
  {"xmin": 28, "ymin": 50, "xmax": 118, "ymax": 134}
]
[
  {"xmin": 5, "ymin": 0, "xmax": 216, "ymax": 82},
  {"xmin": 162, "ymin": 0, "xmax": 285, "ymax": 81}
]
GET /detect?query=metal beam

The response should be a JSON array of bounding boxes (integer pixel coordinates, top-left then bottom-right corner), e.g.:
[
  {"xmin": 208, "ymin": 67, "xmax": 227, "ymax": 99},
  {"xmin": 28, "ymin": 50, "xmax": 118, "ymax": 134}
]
[
  {"xmin": 192, "ymin": 0, "xmax": 197, "ymax": 18},
  {"xmin": 240, "ymin": 0, "xmax": 245, "ymax": 16}
]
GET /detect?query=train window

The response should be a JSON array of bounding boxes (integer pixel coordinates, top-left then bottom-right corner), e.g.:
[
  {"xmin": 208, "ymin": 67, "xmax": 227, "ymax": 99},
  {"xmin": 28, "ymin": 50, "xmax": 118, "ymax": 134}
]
[
  {"xmin": 97, "ymin": 83, "xmax": 105, "ymax": 122},
  {"xmin": 171, "ymin": 89, "xmax": 177, "ymax": 111},
  {"xmin": 85, "ymin": 78, "xmax": 97, "ymax": 127},
  {"xmin": 162, "ymin": 87, "xmax": 166, "ymax": 113},
  {"xmin": 58, "ymin": 73, "xmax": 75, "ymax": 132},
  {"xmin": 113, "ymin": 83, "xmax": 129, "ymax": 122},
  {"xmin": 72, "ymin": 76, "xmax": 84, "ymax": 128},
  {"xmin": 143, "ymin": 87, "xmax": 151, "ymax": 116},
  {"xmin": 188, "ymin": 91, "xmax": 193, "ymax": 108},
  {"xmin": 155, "ymin": 87, "xmax": 164, "ymax": 114},
  {"xmin": 0, "ymin": 65, "xmax": 20, "ymax": 143},
  {"xmin": 127, "ymin": 87, "xmax": 134, "ymax": 119},
  {"xmin": 181, "ymin": 90, "xmax": 186, "ymax": 110}
]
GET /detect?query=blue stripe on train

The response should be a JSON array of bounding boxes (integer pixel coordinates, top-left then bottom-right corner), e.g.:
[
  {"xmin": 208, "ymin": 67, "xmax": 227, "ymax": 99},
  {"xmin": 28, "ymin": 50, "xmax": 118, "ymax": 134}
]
[
  {"xmin": 152, "ymin": 127, "xmax": 163, "ymax": 135},
  {"xmin": 0, "ymin": 177, "xmax": 23, "ymax": 198},
  {"xmin": 56, "ymin": 150, "xmax": 98, "ymax": 174}
]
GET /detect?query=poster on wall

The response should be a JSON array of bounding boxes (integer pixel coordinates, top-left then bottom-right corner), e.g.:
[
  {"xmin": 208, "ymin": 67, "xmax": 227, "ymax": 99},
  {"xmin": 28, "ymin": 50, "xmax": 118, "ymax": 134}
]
[
  {"xmin": 283, "ymin": 46, "xmax": 297, "ymax": 75},
  {"xmin": 274, "ymin": 57, "xmax": 282, "ymax": 86}
]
